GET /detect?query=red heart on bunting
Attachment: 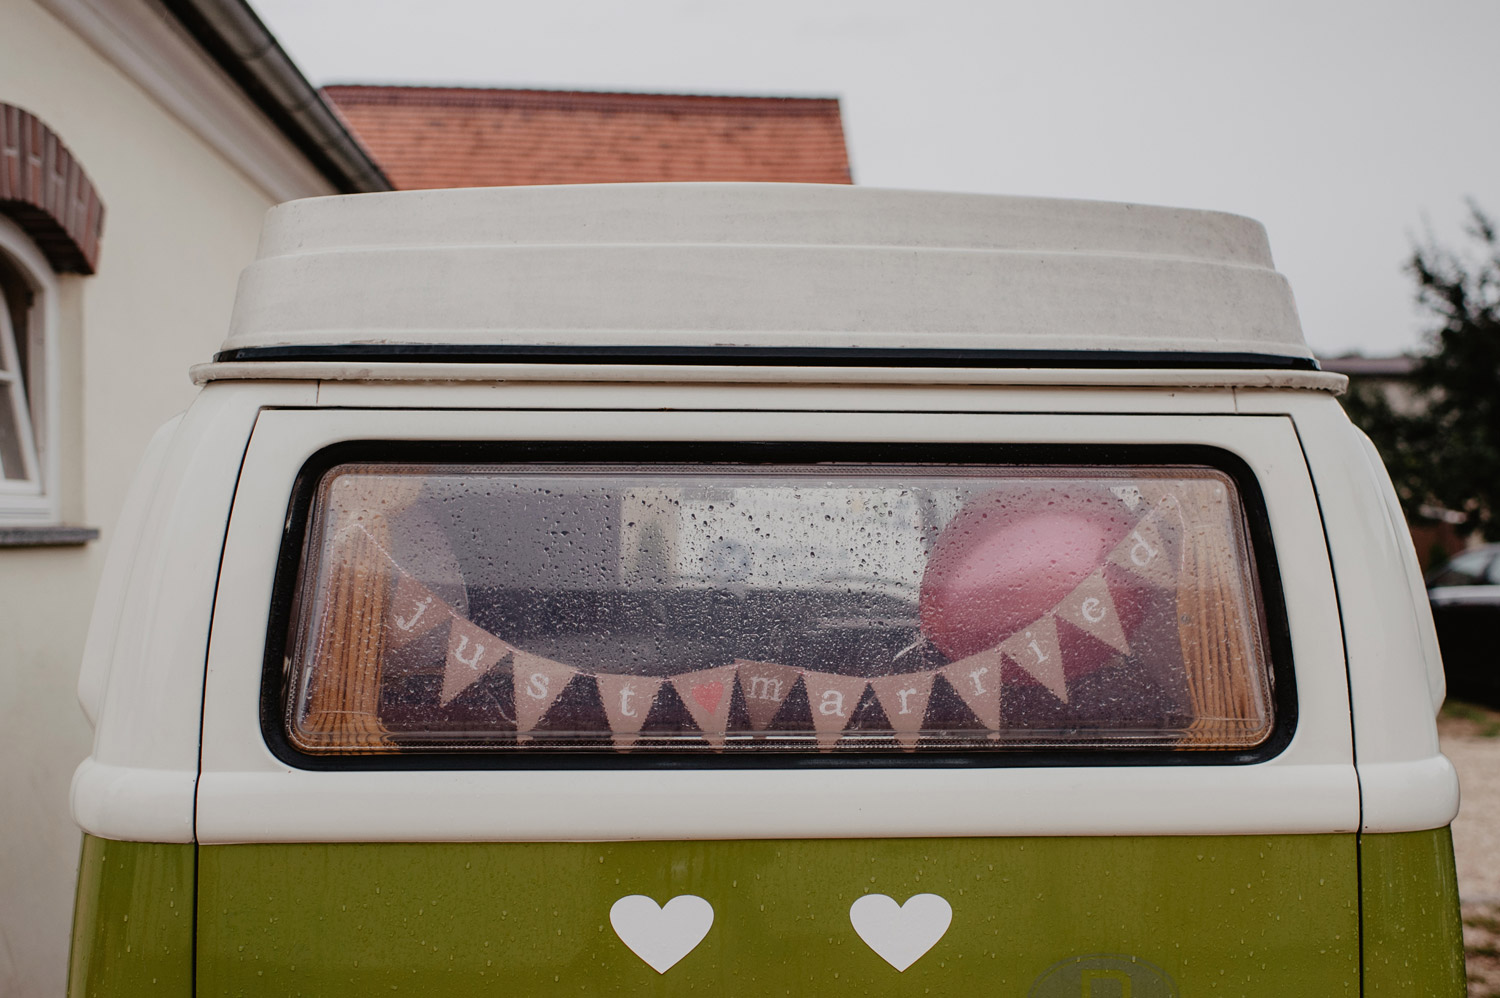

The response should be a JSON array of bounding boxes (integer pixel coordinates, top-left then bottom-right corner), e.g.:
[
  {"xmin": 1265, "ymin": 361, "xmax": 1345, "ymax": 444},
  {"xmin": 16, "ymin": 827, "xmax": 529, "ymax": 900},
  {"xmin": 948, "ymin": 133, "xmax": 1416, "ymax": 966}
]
[{"xmin": 691, "ymin": 682, "xmax": 725, "ymax": 715}]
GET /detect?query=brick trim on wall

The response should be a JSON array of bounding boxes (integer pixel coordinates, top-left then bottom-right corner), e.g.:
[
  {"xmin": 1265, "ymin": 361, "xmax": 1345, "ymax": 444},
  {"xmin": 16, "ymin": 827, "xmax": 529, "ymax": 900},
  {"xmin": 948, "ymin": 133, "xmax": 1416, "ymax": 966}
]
[{"xmin": 0, "ymin": 104, "xmax": 105, "ymax": 274}]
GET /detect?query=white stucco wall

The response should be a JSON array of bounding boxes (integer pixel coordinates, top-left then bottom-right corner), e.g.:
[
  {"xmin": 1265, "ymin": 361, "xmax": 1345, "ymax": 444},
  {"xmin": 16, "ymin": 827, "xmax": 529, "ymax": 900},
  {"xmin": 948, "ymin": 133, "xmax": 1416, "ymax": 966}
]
[{"xmin": 0, "ymin": 0, "xmax": 334, "ymax": 992}]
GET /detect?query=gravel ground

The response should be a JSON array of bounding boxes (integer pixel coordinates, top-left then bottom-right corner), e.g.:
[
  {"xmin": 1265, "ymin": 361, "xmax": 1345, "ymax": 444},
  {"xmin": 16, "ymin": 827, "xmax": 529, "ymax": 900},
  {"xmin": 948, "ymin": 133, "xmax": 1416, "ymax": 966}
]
[{"xmin": 1437, "ymin": 701, "xmax": 1500, "ymax": 996}]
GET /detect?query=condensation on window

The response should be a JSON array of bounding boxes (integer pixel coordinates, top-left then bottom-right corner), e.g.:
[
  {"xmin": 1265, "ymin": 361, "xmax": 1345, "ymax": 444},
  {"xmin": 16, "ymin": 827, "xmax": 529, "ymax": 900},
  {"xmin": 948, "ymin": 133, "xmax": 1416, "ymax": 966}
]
[{"xmin": 283, "ymin": 463, "xmax": 1276, "ymax": 755}]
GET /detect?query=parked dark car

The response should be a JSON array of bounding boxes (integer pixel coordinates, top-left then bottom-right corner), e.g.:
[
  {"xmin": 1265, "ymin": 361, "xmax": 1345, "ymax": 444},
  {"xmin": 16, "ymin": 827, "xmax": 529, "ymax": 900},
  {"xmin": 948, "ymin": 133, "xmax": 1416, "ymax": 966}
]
[{"xmin": 1428, "ymin": 544, "xmax": 1500, "ymax": 707}]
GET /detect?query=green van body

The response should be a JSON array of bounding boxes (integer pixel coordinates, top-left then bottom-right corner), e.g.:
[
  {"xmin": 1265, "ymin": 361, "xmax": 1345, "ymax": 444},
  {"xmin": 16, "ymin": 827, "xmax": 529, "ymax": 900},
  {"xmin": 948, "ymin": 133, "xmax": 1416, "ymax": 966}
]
[
  {"xmin": 71, "ymin": 830, "xmax": 1464, "ymax": 996},
  {"xmin": 66, "ymin": 186, "xmax": 1466, "ymax": 996}
]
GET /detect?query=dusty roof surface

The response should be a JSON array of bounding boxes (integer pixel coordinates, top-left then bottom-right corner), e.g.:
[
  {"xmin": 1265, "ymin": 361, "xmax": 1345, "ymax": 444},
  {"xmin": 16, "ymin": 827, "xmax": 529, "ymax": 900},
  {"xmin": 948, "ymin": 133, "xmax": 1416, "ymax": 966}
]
[
  {"xmin": 223, "ymin": 183, "xmax": 1314, "ymax": 364},
  {"xmin": 321, "ymin": 85, "xmax": 853, "ymax": 189}
]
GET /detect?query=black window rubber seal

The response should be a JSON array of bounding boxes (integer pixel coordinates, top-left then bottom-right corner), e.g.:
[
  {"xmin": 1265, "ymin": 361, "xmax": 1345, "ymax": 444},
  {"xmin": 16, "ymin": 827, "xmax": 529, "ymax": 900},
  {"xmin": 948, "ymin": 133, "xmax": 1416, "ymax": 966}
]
[
  {"xmin": 216, "ymin": 343, "xmax": 1321, "ymax": 371},
  {"xmin": 258, "ymin": 440, "xmax": 1298, "ymax": 773}
]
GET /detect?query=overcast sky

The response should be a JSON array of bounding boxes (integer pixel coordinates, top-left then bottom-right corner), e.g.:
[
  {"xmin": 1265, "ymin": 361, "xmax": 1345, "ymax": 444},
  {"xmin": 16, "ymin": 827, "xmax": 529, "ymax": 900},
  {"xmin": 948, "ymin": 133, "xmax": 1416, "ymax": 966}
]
[{"xmin": 253, "ymin": 0, "xmax": 1500, "ymax": 357}]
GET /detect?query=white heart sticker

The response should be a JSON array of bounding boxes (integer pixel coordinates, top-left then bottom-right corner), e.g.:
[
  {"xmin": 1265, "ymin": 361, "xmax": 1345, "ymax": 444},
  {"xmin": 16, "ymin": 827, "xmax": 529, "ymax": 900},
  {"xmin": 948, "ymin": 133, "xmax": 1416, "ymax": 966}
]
[
  {"xmin": 609, "ymin": 894, "xmax": 714, "ymax": 974},
  {"xmin": 848, "ymin": 892, "xmax": 953, "ymax": 972}
]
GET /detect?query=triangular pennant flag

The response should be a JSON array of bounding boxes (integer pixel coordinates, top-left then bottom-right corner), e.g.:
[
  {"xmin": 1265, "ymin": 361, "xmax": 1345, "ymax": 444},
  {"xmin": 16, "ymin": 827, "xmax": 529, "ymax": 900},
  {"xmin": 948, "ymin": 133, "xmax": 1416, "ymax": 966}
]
[
  {"xmin": 1108, "ymin": 485, "xmax": 1143, "ymax": 510},
  {"xmin": 595, "ymin": 673, "xmax": 665, "ymax": 750},
  {"xmin": 511, "ymin": 651, "xmax": 576, "ymax": 733},
  {"xmin": 1130, "ymin": 481, "xmax": 1179, "ymax": 511},
  {"xmin": 385, "ymin": 573, "xmax": 450, "ymax": 649},
  {"xmin": 440, "ymin": 618, "xmax": 514, "ymax": 705},
  {"xmin": 869, "ymin": 672, "xmax": 936, "ymax": 751},
  {"xmin": 1107, "ymin": 511, "xmax": 1178, "ymax": 590},
  {"xmin": 801, "ymin": 671, "xmax": 869, "ymax": 750},
  {"xmin": 999, "ymin": 615, "xmax": 1068, "ymax": 703},
  {"xmin": 671, "ymin": 666, "xmax": 739, "ymax": 747},
  {"xmin": 733, "ymin": 660, "xmax": 802, "ymax": 730},
  {"xmin": 1054, "ymin": 569, "xmax": 1130, "ymax": 656},
  {"xmin": 940, "ymin": 647, "xmax": 1005, "ymax": 729}
]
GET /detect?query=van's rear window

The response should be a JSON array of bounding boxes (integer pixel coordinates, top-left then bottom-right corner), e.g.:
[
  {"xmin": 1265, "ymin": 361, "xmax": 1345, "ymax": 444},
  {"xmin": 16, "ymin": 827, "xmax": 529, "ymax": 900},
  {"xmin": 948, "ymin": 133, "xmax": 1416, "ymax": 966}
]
[{"xmin": 281, "ymin": 462, "xmax": 1276, "ymax": 755}]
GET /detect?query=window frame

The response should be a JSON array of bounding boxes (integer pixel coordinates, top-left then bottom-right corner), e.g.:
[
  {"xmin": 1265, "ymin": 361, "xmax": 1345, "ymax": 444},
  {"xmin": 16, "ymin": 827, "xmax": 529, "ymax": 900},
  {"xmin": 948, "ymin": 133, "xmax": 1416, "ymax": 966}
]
[
  {"xmin": 0, "ymin": 216, "xmax": 59, "ymax": 525},
  {"xmin": 259, "ymin": 439, "xmax": 1298, "ymax": 772}
]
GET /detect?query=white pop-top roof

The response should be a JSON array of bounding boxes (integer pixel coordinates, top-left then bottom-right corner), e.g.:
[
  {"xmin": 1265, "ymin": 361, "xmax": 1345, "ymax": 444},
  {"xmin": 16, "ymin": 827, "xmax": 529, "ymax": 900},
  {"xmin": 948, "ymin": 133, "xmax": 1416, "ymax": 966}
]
[{"xmin": 221, "ymin": 183, "xmax": 1312, "ymax": 363}]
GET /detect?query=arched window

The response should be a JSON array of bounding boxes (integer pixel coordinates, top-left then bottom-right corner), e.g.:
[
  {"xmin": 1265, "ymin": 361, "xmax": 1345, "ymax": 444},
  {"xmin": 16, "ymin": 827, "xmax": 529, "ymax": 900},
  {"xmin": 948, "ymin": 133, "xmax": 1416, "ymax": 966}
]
[
  {"xmin": 0, "ymin": 103, "xmax": 103, "ymax": 534},
  {"xmin": 0, "ymin": 215, "xmax": 58, "ymax": 524}
]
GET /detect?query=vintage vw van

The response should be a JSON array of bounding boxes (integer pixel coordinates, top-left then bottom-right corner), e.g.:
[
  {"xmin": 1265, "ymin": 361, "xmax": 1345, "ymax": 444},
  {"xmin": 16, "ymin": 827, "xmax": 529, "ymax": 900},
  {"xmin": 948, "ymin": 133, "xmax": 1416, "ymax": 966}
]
[{"xmin": 68, "ymin": 184, "xmax": 1464, "ymax": 996}]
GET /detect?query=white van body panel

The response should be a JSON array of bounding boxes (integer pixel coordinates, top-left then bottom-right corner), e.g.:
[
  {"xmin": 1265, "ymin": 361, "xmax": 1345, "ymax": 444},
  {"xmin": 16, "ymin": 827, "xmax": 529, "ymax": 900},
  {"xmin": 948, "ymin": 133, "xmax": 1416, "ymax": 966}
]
[
  {"xmin": 69, "ymin": 186, "xmax": 1455, "ymax": 847},
  {"xmin": 307, "ymin": 376, "xmax": 1250, "ymax": 414},
  {"xmin": 1355, "ymin": 430, "xmax": 1448, "ymax": 714},
  {"xmin": 76, "ymin": 412, "xmax": 183, "ymax": 727},
  {"xmin": 1237, "ymin": 389, "xmax": 1460, "ymax": 834},
  {"xmin": 194, "ymin": 396, "xmax": 1356, "ymax": 844},
  {"xmin": 70, "ymin": 382, "xmax": 315, "ymax": 843}
]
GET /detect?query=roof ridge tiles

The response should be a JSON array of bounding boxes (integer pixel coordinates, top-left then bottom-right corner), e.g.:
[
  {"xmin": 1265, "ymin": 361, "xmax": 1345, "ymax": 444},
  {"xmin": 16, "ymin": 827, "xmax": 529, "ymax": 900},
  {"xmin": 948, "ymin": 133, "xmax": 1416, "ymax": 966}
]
[{"xmin": 320, "ymin": 85, "xmax": 843, "ymax": 117}]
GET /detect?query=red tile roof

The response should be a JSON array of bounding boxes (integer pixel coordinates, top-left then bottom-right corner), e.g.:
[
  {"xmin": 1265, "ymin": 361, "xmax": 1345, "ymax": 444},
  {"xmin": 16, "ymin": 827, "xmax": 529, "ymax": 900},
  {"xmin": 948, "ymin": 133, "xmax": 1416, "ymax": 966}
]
[{"xmin": 321, "ymin": 85, "xmax": 853, "ymax": 190}]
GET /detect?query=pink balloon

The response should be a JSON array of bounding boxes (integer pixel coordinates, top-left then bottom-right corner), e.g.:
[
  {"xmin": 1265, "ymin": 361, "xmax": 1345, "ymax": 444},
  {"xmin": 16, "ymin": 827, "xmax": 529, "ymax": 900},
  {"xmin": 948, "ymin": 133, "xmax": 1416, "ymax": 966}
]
[{"xmin": 920, "ymin": 490, "xmax": 1130, "ymax": 661}]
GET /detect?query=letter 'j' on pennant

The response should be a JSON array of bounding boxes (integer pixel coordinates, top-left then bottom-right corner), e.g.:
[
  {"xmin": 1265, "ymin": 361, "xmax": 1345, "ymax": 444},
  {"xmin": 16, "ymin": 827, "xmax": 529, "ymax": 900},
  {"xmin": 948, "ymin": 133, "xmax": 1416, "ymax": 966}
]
[
  {"xmin": 1054, "ymin": 570, "xmax": 1130, "ymax": 656},
  {"xmin": 734, "ymin": 660, "xmax": 801, "ymax": 730},
  {"xmin": 511, "ymin": 651, "xmax": 576, "ymax": 733},
  {"xmin": 870, "ymin": 673, "xmax": 935, "ymax": 751},
  {"xmin": 596, "ymin": 674, "xmax": 664, "ymax": 750},
  {"xmin": 386, "ymin": 574, "xmax": 448, "ymax": 649},
  {"xmin": 441, "ymin": 618, "xmax": 514, "ymax": 705},
  {"xmin": 940, "ymin": 647, "xmax": 1004, "ymax": 730},
  {"xmin": 671, "ymin": 666, "xmax": 739, "ymax": 747},
  {"xmin": 999, "ymin": 615, "xmax": 1068, "ymax": 704},
  {"xmin": 801, "ymin": 671, "xmax": 869, "ymax": 751}
]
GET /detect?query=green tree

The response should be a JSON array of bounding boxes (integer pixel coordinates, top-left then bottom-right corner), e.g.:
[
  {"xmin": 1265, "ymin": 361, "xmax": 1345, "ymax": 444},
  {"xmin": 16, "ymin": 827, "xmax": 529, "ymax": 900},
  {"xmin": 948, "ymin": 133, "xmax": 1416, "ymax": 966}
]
[{"xmin": 1343, "ymin": 203, "xmax": 1500, "ymax": 539}]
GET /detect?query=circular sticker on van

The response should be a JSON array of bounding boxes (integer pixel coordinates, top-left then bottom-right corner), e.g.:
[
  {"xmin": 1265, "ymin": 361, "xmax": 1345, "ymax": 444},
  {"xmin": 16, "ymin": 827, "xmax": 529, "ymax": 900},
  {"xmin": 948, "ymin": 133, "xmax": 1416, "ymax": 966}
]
[{"xmin": 1028, "ymin": 953, "xmax": 1178, "ymax": 997}]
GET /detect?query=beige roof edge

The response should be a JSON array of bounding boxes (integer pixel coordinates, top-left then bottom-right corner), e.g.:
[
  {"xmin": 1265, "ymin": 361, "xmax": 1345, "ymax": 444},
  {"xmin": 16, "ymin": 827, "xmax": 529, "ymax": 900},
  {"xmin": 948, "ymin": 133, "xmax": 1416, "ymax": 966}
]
[
  {"xmin": 189, "ymin": 360, "xmax": 1348, "ymax": 394},
  {"xmin": 221, "ymin": 184, "xmax": 1314, "ymax": 360}
]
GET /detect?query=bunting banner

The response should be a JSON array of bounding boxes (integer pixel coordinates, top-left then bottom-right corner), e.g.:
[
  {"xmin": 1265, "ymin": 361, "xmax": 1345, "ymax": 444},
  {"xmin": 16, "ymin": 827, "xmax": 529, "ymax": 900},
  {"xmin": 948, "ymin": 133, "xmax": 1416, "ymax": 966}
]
[
  {"xmin": 442, "ymin": 617, "xmax": 514, "ymax": 705},
  {"xmin": 869, "ymin": 672, "xmax": 937, "ymax": 750},
  {"xmin": 801, "ymin": 670, "xmax": 871, "ymax": 750},
  {"xmin": 386, "ymin": 574, "xmax": 448, "ymax": 649},
  {"xmin": 596, "ymin": 673, "xmax": 664, "ymax": 750},
  {"xmin": 940, "ymin": 646, "xmax": 1006, "ymax": 729},
  {"xmin": 672, "ymin": 665, "xmax": 739, "ymax": 748},
  {"xmin": 349, "ymin": 492, "xmax": 1185, "ymax": 751},
  {"xmin": 511, "ymin": 650, "xmax": 576, "ymax": 735},
  {"xmin": 1055, "ymin": 570, "xmax": 1130, "ymax": 656},
  {"xmin": 735, "ymin": 660, "xmax": 801, "ymax": 730}
]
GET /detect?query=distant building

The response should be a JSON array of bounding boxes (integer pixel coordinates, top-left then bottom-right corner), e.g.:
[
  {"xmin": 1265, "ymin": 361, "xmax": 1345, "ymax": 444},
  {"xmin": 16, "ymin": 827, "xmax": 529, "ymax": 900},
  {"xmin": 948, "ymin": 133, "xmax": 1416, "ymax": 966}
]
[
  {"xmin": 1320, "ymin": 354, "xmax": 1421, "ymax": 414},
  {"xmin": 322, "ymin": 85, "xmax": 853, "ymax": 189}
]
